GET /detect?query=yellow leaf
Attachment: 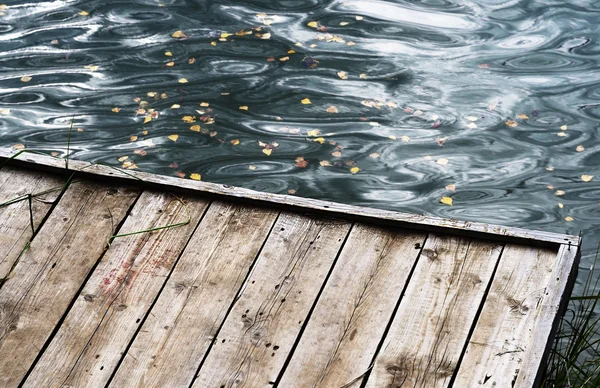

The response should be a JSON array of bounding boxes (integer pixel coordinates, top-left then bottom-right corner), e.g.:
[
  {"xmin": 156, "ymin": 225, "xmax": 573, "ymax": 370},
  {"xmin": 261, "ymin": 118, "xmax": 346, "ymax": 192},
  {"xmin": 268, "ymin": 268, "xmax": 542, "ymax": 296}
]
[
  {"xmin": 239, "ymin": 106, "xmax": 249, "ymax": 111},
  {"xmin": 84, "ymin": 65, "xmax": 98, "ymax": 71},
  {"xmin": 248, "ymin": 165, "xmax": 256, "ymax": 170},
  {"xmin": 320, "ymin": 160, "xmax": 332, "ymax": 166},
  {"xmin": 313, "ymin": 137, "xmax": 325, "ymax": 144},
  {"xmin": 505, "ymin": 120, "xmax": 518, "ymax": 127},
  {"xmin": 178, "ymin": 78, "xmax": 188, "ymax": 83},
  {"xmin": 350, "ymin": 167, "xmax": 360, "ymax": 174},
  {"xmin": 190, "ymin": 173, "xmax": 201, "ymax": 181},
  {"xmin": 517, "ymin": 114, "xmax": 529, "ymax": 119},
  {"xmin": 576, "ymin": 145, "xmax": 585, "ymax": 152},
  {"xmin": 301, "ymin": 98, "xmax": 312, "ymax": 105},
  {"xmin": 231, "ymin": 139, "xmax": 240, "ymax": 145},
  {"xmin": 262, "ymin": 148, "xmax": 272, "ymax": 156},
  {"xmin": 337, "ymin": 71, "xmax": 348, "ymax": 80},
  {"xmin": 558, "ymin": 202, "xmax": 564, "ymax": 208},
  {"xmin": 259, "ymin": 32, "xmax": 271, "ymax": 39},
  {"xmin": 211, "ymin": 41, "xmax": 217, "ymax": 46},
  {"xmin": 307, "ymin": 21, "xmax": 318, "ymax": 28},
  {"xmin": 359, "ymin": 73, "xmax": 367, "ymax": 79},
  {"xmin": 111, "ymin": 107, "xmax": 120, "ymax": 113},
  {"xmin": 165, "ymin": 51, "xmax": 172, "ymax": 56},
  {"xmin": 171, "ymin": 104, "xmax": 180, "ymax": 109},
  {"xmin": 182, "ymin": 116, "xmax": 195, "ymax": 123},
  {"xmin": 401, "ymin": 135, "xmax": 410, "ymax": 143},
  {"xmin": 118, "ymin": 156, "xmax": 129, "ymax": 162},
  {"xmin": 437, "ymin": 158, "xmax": 449, "ymax": 165},
  {"xmin": 561, "ymin": 124, "xmax": 568, "ymax": 130},
  {"xmin": 557, "ymin": 132, "xmax": 567, "ymax": 137},
  {"xmin": 389, "ymin": 135, "xmax": 397, "ymax": 140},
  {"xmin": 78, "ymin": 10, "xmax": 89, "ymax": 16},
  {"xmin": 171, "ymin": 30, "xmax": 187, "ymax": 38},
  {"xmin": 20, "ymin": 76, "xmax": 32, "ymax": 82},
  {"xmin": 190, "ymin": 125, "xmax": 201, "ymax": 132},
  {"xmin": 565, "ymin": 216, "xmax": 574, "ymax": 222},
  {"xmin": 143, "ymin": 116, "xmax": 152, "ymax": 124},
  {"xmin": 130, "ymin": 135, "xmax": 138, "ymax": 142},
  {"xmin": 582, "ymin": 174, "xmax": 594, "ymax": 182},
  {"xmin": 340, "ymin": 22, "xmax": 349, "ymax": 26},
  {"xmin": 307, "ymin": 129, "xmax": 320, "ymax": 137},
  {"xmin": 555, "ymin": 190, "xmax": 565, "ymax": 196},
  {"xmin": 166, "ymin": 61, "xmax": 175, "ymax": 67},
  {"xmin": 168, "ymin": 134, "xmax": 179, "ymax": 142},
  {"xmin": 440, "ymin": 196, "xmax": 453, "ymax": 206},
  {"xmin": 287, "ymin": 49, "xmax": 296, "ymax": 54},
  {"xmin": 199, "ymin": 102, "xmax": 209, "ymax": 107}
]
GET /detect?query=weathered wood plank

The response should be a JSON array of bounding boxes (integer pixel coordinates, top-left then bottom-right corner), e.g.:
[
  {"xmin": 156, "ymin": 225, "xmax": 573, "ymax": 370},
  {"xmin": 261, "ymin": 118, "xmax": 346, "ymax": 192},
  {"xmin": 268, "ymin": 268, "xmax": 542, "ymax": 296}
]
[
  {"xmin": 365, "ymin": 235, "xmax": 503, "ymax": 388},
  {"xmin": 22, "ymin": 191, "xmax": 209, "ymax": 388},
  {"xmin": 192, "ymin": 213, "xmax": 352, "ymax": 388},
  {"xmin": 110, "ymin": 201, "xmax": 279, "ymax": 388},
  {"xmin": 0, "ymin": 150, "xmax": 579, "ymax": 247},
  {"xmin": 0, "ymin": 166, "xmax": 64, "ymax": 279},
  {"xmin": 278, "ymin": 224, "xmax": 427, "ymax": 388},
  {"xmin": 452, "ymin": 243, "xmax": 570, "ymax": 387},
  {"xmin": 0, "ymin": 180, "xmax": 139, "ymax": 388}
]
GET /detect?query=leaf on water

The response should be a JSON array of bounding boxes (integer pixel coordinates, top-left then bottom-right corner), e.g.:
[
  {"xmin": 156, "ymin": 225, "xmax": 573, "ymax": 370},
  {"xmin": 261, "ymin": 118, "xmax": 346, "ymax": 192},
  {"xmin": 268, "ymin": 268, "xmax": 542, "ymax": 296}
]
[
  {"xmin": 188, "ymin": 58, "xmax": 196, "ymax": 64},
  {"xmin": 355, "ymin": 16, "xmax": 364, "ymax": 20},
  {"xmin": 369, "ymin": 152, "xmax": 380, "ymax": 159},
  {"xmin": 313, "ymin": 137, "xmax": 325, "ymax": 144},
  {"xmin": 171, "ymin": 104, "xmax": 181, "ymax": 109},
  {"xmin": 288, "ymin": 189, "xmax": 297, "ymax": 194},
  {"xmin": 445, "ymin": 184, "xmax": 456, "ymax": 192},
  {"xmin": 350, "ymin": 167, "xmax": 360, "ymax": 174},
  {"xmin": 144, "ymin": 116, "xmax": 152, "ymax": 124},
  {"xmin": 320, "ymin": 160, "xmax": 332, "ymax": 166},
  {"xmin": 517, "ymin": 114, "xmax": 529, "ymax": 119},
  {"xmin": 168, "ymin": 134, "xmax": 179, "ymax": 142},
  {"xmin": 440, "ymin": 196, "xmax": 453, "ymax": 206},
  {"xmin": 77, "ymin": 127, "xmax": 84, "ymax": 132},
  {"xmin": 557, "ymin": 132, "xmax": 566, "ymax": 137},
  {"xmin": 576, "ymin": 145, "xmax": 585, "ymax": 152},
  {"xmin": 582, "ymin": 174, "xmax": 593, "ymax": 182},
  {"xmin": 359, "ymin": 73, "xmax": 367, "ymax": 79},
  {"xmin": 78, "ymin": 11, "xmax": 89, "ymax": 16},
  {"xmin": 301, "ymin": 56, "xmax": 319, "ymax": 69},
  {"xmin": 175, "ymin": 171, "xmax": 186, "ymax": 178},
  {"xmin": 546, "ymin": 166, "xmax": 554, "ymax": 171},
  {"xmin": 561, "ymin": 124, "xmax": 568, "ymax": 130},
  {"xmin": 565, "ymin": 216, "xmax": 574, "ymax": 222},
  {"xmin": 279, "ymin": 56, "xmax": 290, "ymax": 62},
  {"xmin": 505, "ymin": 120, "xmax": 518, "ymax": 127},
  {"xmin": 401, "ymin": 135, "xmax": 410, "ymax": 142},
  {"xmin": 182, "ymin": 116, "xmax": 196, "ymax": 123},
  {"xmin": 301, "ymin": 98, "xmax": 312, "ymax": 104},
  {"xmin": 130, "ymin": 135, "xmax": 138, "ymax": 142},
  {"xmin": 20, "ymin": 76, "xmax": 32, "ymax": 82},
  {"xmin": 340, "ymin": 22, "xmax": 349, "ymax": 26},
  {"xmin": 258, "ymin": 32, "xmax": 271, "ymax": 39},
  {"xmin": 262, "ymin": 148, "xmax": 272, "ymax": 156},
  {"xmin": 111, "ymin": 107, "xmax": 120, "ymax": 113},
  {"xmin": 190, "ymin": 173, "xmax": 201, "ymax": 181},
  {"xmin": 84, "ymin": 65, "xmax": 99, "ymax": 71},
  {"xmin": 166, "ymin": 61, "xmax": 175, "ymax": 67},
  {"xmin": 190, "ymin": 125, "xmax": 201, "ymax": 132},
  {"xmin": 466, "ymin": 116, "xmax": 478, "ymax": 121},
  {"xmin": 199, "ymin": 102, "xmax": 209, "ymax": 107},
  {"xmin": 558, "ymin": 202, "xmax": 564, "ymax": 208},
  {"xmin": 331, "ymin": 151, "xmax": 342, "ymax": 157},
  {"xmin": 437, "ymin": 158, "xmax": 449, "ymax": 165},
  {"xmin": 165, "ymin": 51, "xmax": 173, "ymax": 56},
  {"xmin": 0, "ymin": 108, "xmax": 11, "ymax": 114},
  {"xmin": 369, "ymin": 122, "xmax": 380, "ymax": 127},
  {"xmin": 231, "ymin": 139, "xmax": 240, "ymax": 145},
  {"xmin": 287, "ymin": 49, "xmax": 296, "ymax": 54},
  {"xmin": 178, "ymin": 78, "xmax": 188, "ymax": 83},
  {"xmin": 555, "ymin": 190, "xmax": 565, "ymax": 196},
  {"xmin": 467, "ymin": 123, "xmax": 477, "ymax": 129},
  {"xmin": 249, "ymin": 165, "xmax": 256, "ymax": 170},
  {"xmin": 337, "ymin": 71, "xmax": 348, "ymax": 80},
  {"xmin": 307, "ymin": 21, "xmax": 318, "ymax": 28},
  {"xmin": 211, "ymin": 41, "xmax": 217, "ymax": 46},
  {"xmin": 326, "ymin": 106, "xmax": 339, "ymax": 113},
  {"xmin": 295, "ymin": 156, "xmax": 309, "ymax": 168},
  {"xmin": 171, "ymin": 30, "xmax": 187, "ymax": 38},
  {"xmin": 239, "ymin": 106, "xmax": 249, "ymax": 110},
  {"xmin": 307, "ymin": 129, "xmax": 320, "ymax": 137},
  {"xmin": 12, "ymin": 143, "xmax": 25, "ymax": 151}
]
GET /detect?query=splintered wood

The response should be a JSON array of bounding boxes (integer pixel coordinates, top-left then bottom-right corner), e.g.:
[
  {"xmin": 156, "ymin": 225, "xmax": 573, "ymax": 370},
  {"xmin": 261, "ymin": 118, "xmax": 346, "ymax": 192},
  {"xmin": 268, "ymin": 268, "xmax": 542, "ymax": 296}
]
[{"xmin": 0, "ymin": 161, "xmax": 580, "ymax": 388}]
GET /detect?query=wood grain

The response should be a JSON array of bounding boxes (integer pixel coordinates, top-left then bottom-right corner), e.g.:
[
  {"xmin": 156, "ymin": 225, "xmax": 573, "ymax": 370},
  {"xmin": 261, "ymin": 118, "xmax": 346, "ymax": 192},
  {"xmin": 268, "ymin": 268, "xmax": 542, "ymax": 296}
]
[
  {"xmin": 0, "ymin": 166, "xmax": 64, "ymax": 279},
  {"xmin": 192, "ymin": 213, "xmax": 352, "ymax": 388},
  {"xmin": 0, "ymin": 180, "xmax": 138, "ymax": 387},
  {"xmin": 0, "ymin": 150, "xmax": 579, "ymax": 247},
  {"xmin": 365, "ymin": 235, "xmax": 503, "ymax": 388},
  {"xmin": 453, "ymin": 243, "xmax": 569, "ymax": 387},
  {"xmin": 110, "ymin": 201, "xmax": 278, "ymax": 388},
  {"xmin": 22, "ymin": 191, "xmax": 208, "ymax": 388},
  {"xmin": 278, "ymin": 224, "xmax": 427, "ymax": 388}
]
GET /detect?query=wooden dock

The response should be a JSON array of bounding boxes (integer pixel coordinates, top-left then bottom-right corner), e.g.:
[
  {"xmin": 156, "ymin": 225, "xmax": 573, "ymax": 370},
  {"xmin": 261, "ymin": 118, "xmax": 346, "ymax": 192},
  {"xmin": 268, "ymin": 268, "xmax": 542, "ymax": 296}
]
[{"xmin": 0, "ymin": 150, "xmax": 580, "ymax": 388}]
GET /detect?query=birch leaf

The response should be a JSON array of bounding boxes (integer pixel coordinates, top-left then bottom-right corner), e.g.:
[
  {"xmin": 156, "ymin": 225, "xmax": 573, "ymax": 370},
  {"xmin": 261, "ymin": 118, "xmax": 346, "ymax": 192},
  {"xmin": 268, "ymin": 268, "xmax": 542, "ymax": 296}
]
[
  {"xmin": 440, "ymin": 196, "xmax": 453, "ymax": 206},
  {"xmin": 190, "ymin": 173, "xmax": 201, "ymax": 181}
]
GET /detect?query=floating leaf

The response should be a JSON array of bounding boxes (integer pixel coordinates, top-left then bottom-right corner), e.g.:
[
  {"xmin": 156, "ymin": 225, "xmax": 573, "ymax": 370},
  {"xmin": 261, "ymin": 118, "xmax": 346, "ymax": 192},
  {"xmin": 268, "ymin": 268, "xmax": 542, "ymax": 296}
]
[
  {"xmin": 248, "ymin": 165, "xmax": 256, "ymax": 170},
  {"xmin": 130, "ymin": 135, "xmax": 138, "ymax": 142},
  {"xmin": 188, "ymin": 57, "xmax": 196, "ymax": 64},
  {"xmin": 288, "ymin": 189, "xmax": 297, "ymax": 194},
  {"xmin": 295, "ymin": 156, "xmax": 309, "ymax": 168},
  {"xmin": 337, "ymin": 71, "xmax": 348, "ymax": 80},
  {"xmin": 84, "ymin": 65, "xmax": 99, "ymax": 71},
  {"xmin": 301, "ymin": 98, "xmax": 312, "ymax": 105},
  {"xmin": 166, "ymin": 61, "xmax": 175, "ymax": 67},
  {"xmin": 258, "ymin": 32, "xmax": 271, "ymax": 39},
  {"xmin": 231, "ymin": 139, "xmax": 240, "ymax": 145},
  {"xmin": 546, "ymin": 166, "xmax": 554, "ymax": 172},
  {"xmin": 307, "ymin": 21, "xmax": 318, "ymax": 28},
  {"xmin": 313, "ymin": 137, "xmax": 325, "ymax": 144},
  {"xmin": 555, "ymin": 190, "xmax": 565, "ymax": 196},
  {"xmin": 388, "ymin": 135, "xmax": 397, "ymax": 140},
  {"xmin": 175, "ymin": 171, "xmax": 186, "ymax": 178},
  {"xmin": 171, "ymin": 104, "xmax": 181, "ymax": 109},
  {"xmin": 561, "ymin": 124, "xmax": 568, "ymax": 130},
  {"xmin": 350, "ymin": 167, "xmax": 360, "ymax": 174},
  {"xmin": 301, "ymin": 56, "xmax": 319, "ymax": 69},
  {"xmin": 340, "ymin": 21, "xmax": 349, "ymax": 26},
  {"xmin": 440, "ymin": 196, "xmax": 453, "ymax": 206},
  {"xmin": 171, "ymin": 30, "xmax": 187, "ymax": 38},
  {"xmin": 558, "ymin": 202, "xmax": 564, "ymax": 208},
  {"xmin": 178, "ymin": 78, "xmax": 188, "ymax": 83},
  {"xmin": 262, "ymin": 148, "xmax": 272, "ymax": 156},
  {"xmin": 557, "ymin": 132, "xmax": 566, "ymax": 137},
  {"xmin": 239, "ymin": 106, "xmax": 248, "ymax": 111},
  {"xmin": 445, "ymin": 184, "xmax": 456, "ymax": 192},
  {"xmin": 369, "ymin": 152, "xmax": 380, "ymax": 159},
  {"xmin": 279, "ymin": 56, "xmax": 290, "ymax": 62},
  {"xmin": 565, "ymin": 216, "xmax": 574, "ymax": 222},
  {"xmin": 437, "ymin": 158, "xmax": 449, "ymax": 165},
  {"xmin": 20, "ymin": 76, "xmax": 32, "ymax": 82},
  {"xmin": 78, "ymin": 10, "xmax": 89, "ymax": 16},
  {"xmin": 182, "ymin": 116, "xmax": 196, "ymax": 123},
  {"xmin": 576, "ymin": 145, "xmax": 585, "ymax": 152},
  {"xmin": 401, "ymin": 136, "xmax": 410, "ymax": 143},
  {"xmin": 190, "ymin": 173, "xmax": 201, "ymax": 181},
  {"xmin": 165, "ymin": 51, "xmax": 173, "ymax": 56},
  {"xmin": 369, "ymin": 122, "xmax": 380, "ymax": 127},
  {"xmin": 143, "ymin": 116, "xmax": 152, "ymax": 124},
  {"xmin": 505, "ymin": 120, "xmax": 518, "ymax": 127},
  {"xmin": 111, "ymin": 107, "xmax": 120, "ymax": 113},
  {"xmin": 582, "ymin": 174, "xmax": 594, "ymax": 182},
  {"xmin": 331, "ymin": 151, "xmax": 342, "ymax": 157},
  {"xmin": 307, "ymin": 129, "xmax": 320, "ymax": 137},
  {"xmin": 326, "ymin": 106, "xmax": 339, "ymax": 113},
  {"xmin": 467, "ymin": 123, "xmax": 477, "ymax": 129},
  {"xmin": 190, "ymin": 125, "xmax": 201, "ymax": 132},
  {"xmin": 168, "ymin": 134, "xmax": 179, "ymax": 142},
  {"xmin": 355, "ymin": 16, "xmax": 364, "ymax": 20},
  {"xmin": 465, "ymin": 116, "xmax": 478, "ymax": 122},
  {"xmin": 359, "ymin": 73, "xmax": 367, "ymax": 79},
  {"xmin": 12, "ymin": 143, "xmax": 25, "ymax": 151}
]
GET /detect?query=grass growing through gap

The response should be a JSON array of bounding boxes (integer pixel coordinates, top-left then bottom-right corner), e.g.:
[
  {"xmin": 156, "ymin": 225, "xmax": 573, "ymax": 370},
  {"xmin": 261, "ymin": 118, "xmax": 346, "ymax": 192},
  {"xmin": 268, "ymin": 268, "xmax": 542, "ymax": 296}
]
[{"xmin": 542, "ymin": 243, "xmax": 600, "ymax": 387}]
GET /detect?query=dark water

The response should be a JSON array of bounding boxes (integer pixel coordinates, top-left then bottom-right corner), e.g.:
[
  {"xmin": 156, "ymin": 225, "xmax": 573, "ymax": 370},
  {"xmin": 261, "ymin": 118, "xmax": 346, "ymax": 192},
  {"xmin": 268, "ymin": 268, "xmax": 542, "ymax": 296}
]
[{"xmin": 1, "ymin": 0, "xmax": 599, "ymax": 292}]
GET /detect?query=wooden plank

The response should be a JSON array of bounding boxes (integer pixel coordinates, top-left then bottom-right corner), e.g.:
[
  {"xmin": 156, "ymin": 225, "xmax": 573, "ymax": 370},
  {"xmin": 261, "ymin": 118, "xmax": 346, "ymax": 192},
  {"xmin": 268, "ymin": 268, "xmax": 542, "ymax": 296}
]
[
  {"xmin": 279, "ymin": 224, "xmax": 427, "ymax": 388},
  {"xmin": 0, "ymin": 180, "xmax": 138, "ymax": 388},
  {"xmin": 22, "ymin": 191, "xmax": 209, "ymax": 388},
  {"xmin": 193, "ymin": 213, "xmax": 352, "ymax": 388},
  {"xmin": 0, "ymin": 150, "xmax": 579, "ymax": 247},
  {"xmin": 0, "ymin": 166, "xmax": 64, "ymax": 279},
  {"xmin": 110, "ymin": 201, "xmax": 279, "ymax": 388},
  {"xmin": 453, "ymin": 244, "xmax": 573, "ymax": 387},
  {"xmin": 365, "ymin": 235, "xmax": 503, "ymax": 388}
]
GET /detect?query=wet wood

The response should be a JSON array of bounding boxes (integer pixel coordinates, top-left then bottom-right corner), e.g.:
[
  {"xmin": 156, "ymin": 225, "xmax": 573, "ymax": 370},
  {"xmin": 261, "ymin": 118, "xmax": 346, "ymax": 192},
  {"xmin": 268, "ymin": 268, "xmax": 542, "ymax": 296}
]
[
  {"xmin": 279, "ymin": 224, "xmax": 427, "ymax": 388},
  {"xmin": 193, "ymin": 213, "xmax": 352, "ymax": 388},
  {"xmin": 110, "ymin": 201, "xmax": 279, "ymax": 388},
  {"xmin": 0, "ymin": 166, "xmax": 64, "ymax": 279},
  {"xmin": 23, "ymin": 191, "xmax": 208, "ymax": 388},
  {"xmin": 365, "ymin": 235, "xmax": 503, "ymax": 388},
  {"xmin": 0, "ymin": 150, "xmax": 579, "ymax": 247},
  {"xmin": 0, "ymin": 180, "xmax": 138, "ymax": 388}
]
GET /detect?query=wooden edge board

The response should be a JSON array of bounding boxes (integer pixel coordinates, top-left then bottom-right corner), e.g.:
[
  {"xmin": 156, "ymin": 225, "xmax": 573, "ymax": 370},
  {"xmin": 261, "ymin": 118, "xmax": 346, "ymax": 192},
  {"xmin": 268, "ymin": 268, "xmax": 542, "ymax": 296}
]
[{"xmin": 0, "ymin": 150, "xmax": 580, "ymax": 247}]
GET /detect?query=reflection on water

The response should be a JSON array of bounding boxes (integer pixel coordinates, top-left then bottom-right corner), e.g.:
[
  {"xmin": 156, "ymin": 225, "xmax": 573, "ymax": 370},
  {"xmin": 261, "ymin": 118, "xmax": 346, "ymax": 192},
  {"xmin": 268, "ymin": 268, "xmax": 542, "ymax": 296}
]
[{"xmin": 1, "ymin": 0, "xmax": 599, "ymax": 291}]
